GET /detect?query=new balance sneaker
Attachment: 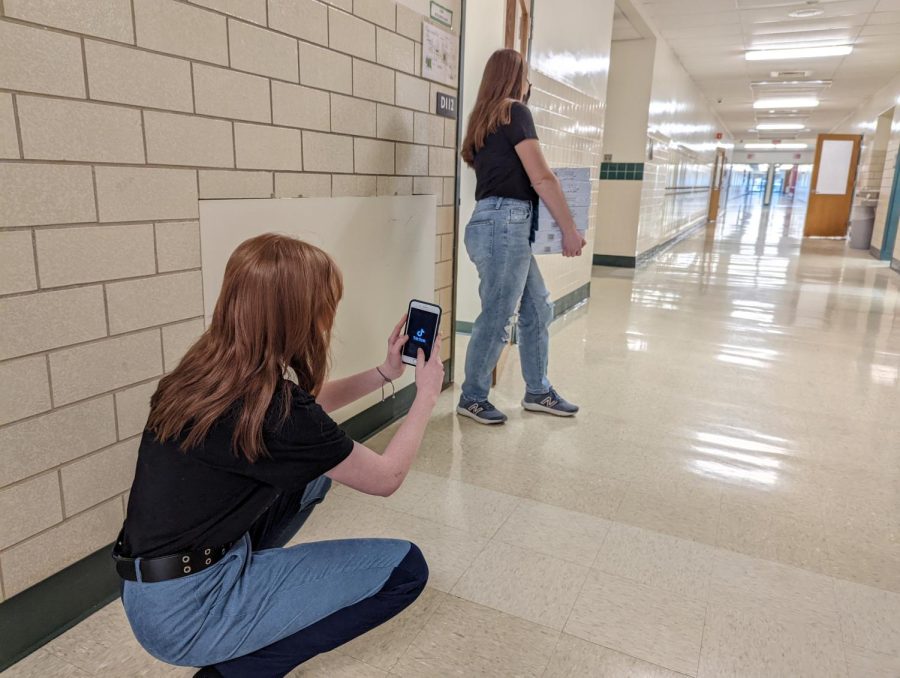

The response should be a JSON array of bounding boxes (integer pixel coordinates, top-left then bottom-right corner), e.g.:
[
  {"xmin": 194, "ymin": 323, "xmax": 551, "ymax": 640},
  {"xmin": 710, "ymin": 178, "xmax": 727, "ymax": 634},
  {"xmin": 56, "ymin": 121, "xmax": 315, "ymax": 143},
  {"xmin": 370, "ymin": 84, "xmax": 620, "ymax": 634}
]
[
  {"xmin": 456, "ymin": 397, "xmax": 508, "ymax": 425},
  {"xmin": 522, "ymin": 388, "xmax": 579, "ymax": 417}
]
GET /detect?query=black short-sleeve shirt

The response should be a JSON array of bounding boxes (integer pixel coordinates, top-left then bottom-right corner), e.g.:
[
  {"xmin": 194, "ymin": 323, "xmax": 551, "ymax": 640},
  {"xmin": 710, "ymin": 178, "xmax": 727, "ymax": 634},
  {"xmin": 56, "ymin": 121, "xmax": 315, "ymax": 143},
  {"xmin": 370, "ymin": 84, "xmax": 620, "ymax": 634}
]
[
  {"xmin": 474, "ymin": 101, "xmax": 539, "ymax": 205},
  {"xmin": 120, "ymin": 382, "xmax": 354, "ymax": 558}
]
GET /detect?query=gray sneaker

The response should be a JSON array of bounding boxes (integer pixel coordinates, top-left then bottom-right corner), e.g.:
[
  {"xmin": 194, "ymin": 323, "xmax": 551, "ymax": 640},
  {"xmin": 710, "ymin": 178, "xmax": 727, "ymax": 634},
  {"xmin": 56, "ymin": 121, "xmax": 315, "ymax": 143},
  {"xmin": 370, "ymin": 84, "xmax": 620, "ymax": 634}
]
[
  {"xmin": 457, "ymin": 397, "xmax": 508, "ymax": 425},
  {"xmin": 522, "ymin": 388, "xmax": 579, "ymax": 417}
]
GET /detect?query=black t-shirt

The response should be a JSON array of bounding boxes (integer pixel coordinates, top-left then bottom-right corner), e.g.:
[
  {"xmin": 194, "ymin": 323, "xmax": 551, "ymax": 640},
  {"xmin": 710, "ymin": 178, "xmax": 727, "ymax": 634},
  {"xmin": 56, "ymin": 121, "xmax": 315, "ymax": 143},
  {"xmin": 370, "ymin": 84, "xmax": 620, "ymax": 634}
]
[
  {"xmin": 120, "ymin": 382, "xmax": 354, "ymax": 558},
  {"xmin": 474, "ymin": 101, "xmax": 539, "ymax": 205}
]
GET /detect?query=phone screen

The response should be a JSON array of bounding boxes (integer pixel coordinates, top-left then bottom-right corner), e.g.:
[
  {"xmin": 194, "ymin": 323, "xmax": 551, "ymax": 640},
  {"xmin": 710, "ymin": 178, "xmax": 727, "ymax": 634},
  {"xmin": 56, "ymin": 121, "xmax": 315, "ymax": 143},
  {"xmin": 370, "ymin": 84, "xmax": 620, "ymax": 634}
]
[{"xmin": 403, "ymin": 306, "xmax": 439, "ymax": 361}]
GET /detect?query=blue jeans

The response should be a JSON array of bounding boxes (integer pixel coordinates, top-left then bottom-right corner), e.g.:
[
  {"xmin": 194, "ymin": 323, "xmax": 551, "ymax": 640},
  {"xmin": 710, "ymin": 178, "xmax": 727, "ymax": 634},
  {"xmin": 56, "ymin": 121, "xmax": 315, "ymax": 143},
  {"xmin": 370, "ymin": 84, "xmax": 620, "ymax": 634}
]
[
  {"xmin": 462, "ymin": 197, "xmax": 553, "ymax": 402},
  {"xmin": 122, "ymin": 477, "xmax": 427, "ymax": 676}
]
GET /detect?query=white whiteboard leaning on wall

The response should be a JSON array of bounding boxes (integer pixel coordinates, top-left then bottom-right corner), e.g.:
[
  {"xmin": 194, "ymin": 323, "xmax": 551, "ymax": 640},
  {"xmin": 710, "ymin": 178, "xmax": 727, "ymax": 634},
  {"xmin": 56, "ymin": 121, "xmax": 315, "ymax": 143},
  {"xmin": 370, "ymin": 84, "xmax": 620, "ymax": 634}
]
[{"xmin": 199, "ymin": 195, "xmax": 437, "ymax": 423}]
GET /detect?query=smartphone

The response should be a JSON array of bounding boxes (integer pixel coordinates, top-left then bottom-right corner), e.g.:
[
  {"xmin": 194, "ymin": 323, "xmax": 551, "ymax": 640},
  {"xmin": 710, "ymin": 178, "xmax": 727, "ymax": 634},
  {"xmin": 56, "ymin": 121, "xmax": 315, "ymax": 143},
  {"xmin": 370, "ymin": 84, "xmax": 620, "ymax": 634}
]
[{"xmin": 401, "ymin": 299, "xmax": 442, "ymax": 366}]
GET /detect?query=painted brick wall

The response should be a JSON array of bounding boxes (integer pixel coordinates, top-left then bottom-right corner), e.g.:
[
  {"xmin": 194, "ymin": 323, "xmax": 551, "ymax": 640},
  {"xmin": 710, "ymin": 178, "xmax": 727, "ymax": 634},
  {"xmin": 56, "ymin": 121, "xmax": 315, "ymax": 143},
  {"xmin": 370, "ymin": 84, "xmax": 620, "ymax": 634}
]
[{"xmin": 0, "ymin": 0, "xmax": 459, "ymax": 600}]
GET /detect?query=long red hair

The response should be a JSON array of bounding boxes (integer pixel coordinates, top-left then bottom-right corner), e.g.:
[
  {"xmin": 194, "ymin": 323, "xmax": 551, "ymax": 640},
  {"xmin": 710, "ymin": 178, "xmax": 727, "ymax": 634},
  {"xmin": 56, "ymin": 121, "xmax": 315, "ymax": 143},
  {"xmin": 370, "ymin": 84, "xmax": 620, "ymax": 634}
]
[
  {"xmin": 147, "ymin": 233, "xmax": 343, "ymax": 462},
  {"xmin": 461, "ymin": 48, "xmax": 528, "ymax": 167}
]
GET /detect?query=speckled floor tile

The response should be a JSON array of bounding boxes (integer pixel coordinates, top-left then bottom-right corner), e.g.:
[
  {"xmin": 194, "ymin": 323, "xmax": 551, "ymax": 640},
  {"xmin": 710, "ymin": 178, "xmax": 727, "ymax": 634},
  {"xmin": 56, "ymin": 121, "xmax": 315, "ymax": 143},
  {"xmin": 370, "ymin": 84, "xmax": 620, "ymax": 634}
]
[
  {"xmin": 293, "ymin": 492, "xmax": 487, "ymax": 592},
  {"xmin": 593, "ymin": 523, "xmax": 715, "ymax": 600},
  {"xmin": 542, "ymin": 633, "xmax": 690, "ymax": 677},
  {"xmin": 348, "ymin": 470, "xmax": 520, "ymax": 538},
  {"xmin": 615, "ymin": 486, "xmax": 721, "ymax": 545},
  {"xmin": 492, "ymin": 498, "xmax": 611, "ymax": 566},
  {"xmin": 834, "ymin": 579, "xmax": 900, "ymax": 657},
  {"xmin": 391, "ymin": 595, "xmax": 559, "ymax": 677},
  {"xmin": 716, "ymin": 499, "xmax": 827, "ymax": 570},
  {"xmin": 844, "ymin": 645, "xmax": 900, "ymax": 678},
  {"xmin": 697, "ymin": 597, "xmax": 848, "ymax": 678},
  {"xmin": 565, "ymin": 570, "xmax": 706, "ymax": 676},
  {"xmin": 4, "ymin": 650, "xmax": 93, "ymax": 677},
  {"xmin": 709, "ymin": 549, "xmax": 838, "ymax": 617},
  {"xmin": 289, "ymin": 652, "xmax": 387, "ymax": 676},
  {"xmin": 451, "ymin": 539, "xmax": 589, "ymax": 630},
  {"xmin": 341, "ymin": 587, "xmax": 445, "ymax": 671}
]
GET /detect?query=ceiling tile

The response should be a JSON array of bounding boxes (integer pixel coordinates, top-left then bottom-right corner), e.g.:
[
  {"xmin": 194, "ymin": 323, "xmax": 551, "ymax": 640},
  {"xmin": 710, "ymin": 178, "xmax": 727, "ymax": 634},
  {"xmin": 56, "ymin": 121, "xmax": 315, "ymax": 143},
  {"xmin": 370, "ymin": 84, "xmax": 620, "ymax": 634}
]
[
  {"xmin": 859, "ymin": 22, "xmax": 900, "ymax": 34},
  {"xmin": 642, "ymin": 0, "xmax": 897, "ymax": 137}
]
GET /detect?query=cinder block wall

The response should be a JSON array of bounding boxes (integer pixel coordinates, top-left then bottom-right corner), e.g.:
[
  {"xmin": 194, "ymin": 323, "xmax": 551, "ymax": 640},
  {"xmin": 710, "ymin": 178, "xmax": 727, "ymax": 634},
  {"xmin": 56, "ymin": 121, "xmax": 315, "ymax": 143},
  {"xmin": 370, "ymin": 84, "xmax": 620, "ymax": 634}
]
[{"xmin": 0, "ymin": 0, "xmax": 459, "ymax": 600}]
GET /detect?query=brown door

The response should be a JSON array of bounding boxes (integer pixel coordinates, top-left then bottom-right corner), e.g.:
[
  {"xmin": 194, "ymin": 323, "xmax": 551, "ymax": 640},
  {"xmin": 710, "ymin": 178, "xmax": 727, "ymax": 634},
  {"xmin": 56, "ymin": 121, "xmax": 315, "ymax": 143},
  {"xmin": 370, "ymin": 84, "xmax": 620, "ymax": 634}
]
[
  {"xmin": 803, "ymin": 133, "xmax": 861, "ymax": 237},
  {"xmin": 707, "ymin": 148, "xmax": 726, "ymax": 222}
]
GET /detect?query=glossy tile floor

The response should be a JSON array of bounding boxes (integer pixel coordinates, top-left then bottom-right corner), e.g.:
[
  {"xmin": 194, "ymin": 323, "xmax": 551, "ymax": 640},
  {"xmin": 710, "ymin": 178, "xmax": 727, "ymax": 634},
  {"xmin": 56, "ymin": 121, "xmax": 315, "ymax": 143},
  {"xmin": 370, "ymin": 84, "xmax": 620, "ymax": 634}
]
[{"xmin": 8, "ymin": 192, "xmax": 900, "ymax": 676}]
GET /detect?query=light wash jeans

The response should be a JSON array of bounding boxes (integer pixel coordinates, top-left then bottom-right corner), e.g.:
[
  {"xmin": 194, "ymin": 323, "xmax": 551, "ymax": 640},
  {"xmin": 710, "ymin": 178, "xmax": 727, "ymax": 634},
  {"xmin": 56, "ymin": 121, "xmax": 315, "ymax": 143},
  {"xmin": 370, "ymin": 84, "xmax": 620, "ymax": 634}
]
[
  {"xmin": 462, "ymin": 196, "xmax": 553, "ymax": 402},
  {"xmin": 121, "ymin": 477, "xmax": 413, "ymax": 668}
]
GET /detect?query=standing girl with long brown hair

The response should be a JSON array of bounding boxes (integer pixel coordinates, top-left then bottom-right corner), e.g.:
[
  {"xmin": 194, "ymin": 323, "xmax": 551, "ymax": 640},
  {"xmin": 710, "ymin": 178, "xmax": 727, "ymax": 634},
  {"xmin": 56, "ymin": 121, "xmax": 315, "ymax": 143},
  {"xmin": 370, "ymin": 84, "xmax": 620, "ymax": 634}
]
[
  {"xmin": 113, "ymin": 233, "xmax": 444, "ymax": 677},
  {"xmin": 457, "ymin": 48, "xmax": 585, "ymax": 424}
]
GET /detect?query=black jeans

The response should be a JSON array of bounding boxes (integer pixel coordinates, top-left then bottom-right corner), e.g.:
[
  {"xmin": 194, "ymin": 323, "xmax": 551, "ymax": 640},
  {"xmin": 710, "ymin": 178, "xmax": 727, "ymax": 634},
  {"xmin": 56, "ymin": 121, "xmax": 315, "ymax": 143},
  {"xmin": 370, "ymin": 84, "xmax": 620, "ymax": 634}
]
[{"xmin": 204, "ymin": 478, "xmax": 429, "ymax": 678}]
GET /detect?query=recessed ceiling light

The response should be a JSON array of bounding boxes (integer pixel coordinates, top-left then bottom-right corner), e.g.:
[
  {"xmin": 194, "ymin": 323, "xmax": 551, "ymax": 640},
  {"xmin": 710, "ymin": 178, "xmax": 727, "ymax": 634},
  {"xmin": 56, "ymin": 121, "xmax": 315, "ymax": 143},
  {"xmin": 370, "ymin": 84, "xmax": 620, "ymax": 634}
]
[
  {"xmin": 756, "ymin": 123, "xmax": 806, "ymax": 130},
  {"xmin": 745, "ymin": 45, "xmax": 852, "ymax": 60},
  {"xmin": 788, "ymin": 8, "xmax": 824, "ymax": 18},
  {"xmin": 754, "ymin": 97, "xmax": 819, "ymax": 109}
]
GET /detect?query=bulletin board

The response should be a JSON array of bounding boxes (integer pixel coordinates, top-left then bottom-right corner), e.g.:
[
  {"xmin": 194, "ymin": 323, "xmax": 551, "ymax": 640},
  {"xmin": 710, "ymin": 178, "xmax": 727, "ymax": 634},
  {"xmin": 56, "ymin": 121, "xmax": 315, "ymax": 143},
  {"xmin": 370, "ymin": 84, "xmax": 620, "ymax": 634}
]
[{"xmin": 199, "ymin": 195, "xmax": 437, "ymax": 422}]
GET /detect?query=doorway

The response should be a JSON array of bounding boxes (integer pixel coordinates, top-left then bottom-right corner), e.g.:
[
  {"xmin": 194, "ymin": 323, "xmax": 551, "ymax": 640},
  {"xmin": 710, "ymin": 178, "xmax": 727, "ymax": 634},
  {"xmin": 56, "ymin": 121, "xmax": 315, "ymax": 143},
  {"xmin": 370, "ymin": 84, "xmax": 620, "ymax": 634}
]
[{"xmin": 880, "ymin": 144, "xmax": 900, "ymax": 262}]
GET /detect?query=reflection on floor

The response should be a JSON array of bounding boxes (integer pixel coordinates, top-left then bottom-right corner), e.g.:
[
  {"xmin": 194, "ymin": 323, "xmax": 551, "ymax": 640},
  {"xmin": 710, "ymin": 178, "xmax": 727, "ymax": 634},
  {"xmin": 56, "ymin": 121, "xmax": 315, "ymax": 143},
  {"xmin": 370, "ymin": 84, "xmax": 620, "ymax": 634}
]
[{"xmin": 8, "ymin": 193, "xmax": 900, "ymax": 676}]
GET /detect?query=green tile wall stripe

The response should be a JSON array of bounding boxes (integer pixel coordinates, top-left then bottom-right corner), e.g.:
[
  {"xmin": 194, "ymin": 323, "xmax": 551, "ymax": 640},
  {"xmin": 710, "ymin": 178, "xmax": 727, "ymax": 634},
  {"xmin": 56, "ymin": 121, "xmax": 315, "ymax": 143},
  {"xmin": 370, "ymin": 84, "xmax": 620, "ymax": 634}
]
[{"xmin": 600, "ymin": 162, "xmax": 644, "ymax": 181}]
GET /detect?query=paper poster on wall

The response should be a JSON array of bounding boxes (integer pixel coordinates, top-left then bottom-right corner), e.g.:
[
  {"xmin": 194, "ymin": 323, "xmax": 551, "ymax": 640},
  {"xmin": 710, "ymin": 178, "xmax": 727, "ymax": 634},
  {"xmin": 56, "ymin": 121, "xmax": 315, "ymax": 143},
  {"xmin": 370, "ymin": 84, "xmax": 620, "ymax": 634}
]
[
  {"xmin": 815, "ymin": 139, "xmax": 854, "ymax": 195},
  {"xmin": 422, "ymin": 22, "xmax": 458, "ymax": 87}
]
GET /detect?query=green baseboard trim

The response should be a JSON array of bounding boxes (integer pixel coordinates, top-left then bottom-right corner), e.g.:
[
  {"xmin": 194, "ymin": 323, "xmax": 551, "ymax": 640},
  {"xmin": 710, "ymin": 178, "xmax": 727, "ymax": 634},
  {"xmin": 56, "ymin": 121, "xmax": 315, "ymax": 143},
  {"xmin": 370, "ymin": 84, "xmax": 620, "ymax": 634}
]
[
  {"xmin": 0, "ymin": 366, "xmax": 452, "ymax": 672},
  {"xmin": 892, "ymin": 258, "xmax": 900, "ymax": 273},
  {"xmin": 0, "ymin": 542, "xmax": 120, "ymax": 671},
  {"xmin": 553, "ymin": 282, "xmax": 591, "ymax": 319},
  {"xmin": 593, "ymin": 254, "xmax": 636, "ymax": 268},
  {"xmin": 455, "ymin": 283, "xmax": 590, "ymax": 342},
  {"xmin": 636, "ymin": 218, "xmax": 706, "ymax": 266},
  {"xmin": 869, "ymin": 245, "xmax": 881, "ymax": 259}
]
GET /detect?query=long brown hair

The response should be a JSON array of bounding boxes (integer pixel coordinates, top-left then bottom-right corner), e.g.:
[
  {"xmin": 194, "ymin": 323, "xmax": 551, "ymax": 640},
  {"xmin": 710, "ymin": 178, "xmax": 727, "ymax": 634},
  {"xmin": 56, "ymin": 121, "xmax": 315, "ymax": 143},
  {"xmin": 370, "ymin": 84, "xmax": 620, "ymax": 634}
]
[
  {"xmin": 461, "ymin": 48, "xmax": 528, "ymax": 167},
  {"xmin": 147, "ymin": 233, "xmax": 343, "ymax": 462}
]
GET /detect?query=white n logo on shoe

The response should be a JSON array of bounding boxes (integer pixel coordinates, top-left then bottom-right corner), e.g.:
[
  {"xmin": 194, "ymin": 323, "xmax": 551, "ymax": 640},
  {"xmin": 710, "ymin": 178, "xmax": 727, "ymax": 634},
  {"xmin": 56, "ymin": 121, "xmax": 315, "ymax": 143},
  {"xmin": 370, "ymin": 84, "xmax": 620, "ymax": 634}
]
[
  {"xmin": 540, "ymin": 396, "xmax": 558, "ymax": 408},
  {"xmin": 468, "ymin": 403, "xmax": 484, "ymax": 415}
]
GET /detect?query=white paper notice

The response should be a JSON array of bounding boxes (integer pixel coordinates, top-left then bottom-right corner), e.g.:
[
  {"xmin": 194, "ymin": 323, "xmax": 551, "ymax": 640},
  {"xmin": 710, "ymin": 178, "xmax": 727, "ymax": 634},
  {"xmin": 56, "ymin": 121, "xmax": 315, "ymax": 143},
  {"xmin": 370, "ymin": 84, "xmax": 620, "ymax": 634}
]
[
  {"xmin": 422, "ymin": 22, "xmax": 458, "ymax": 87},
  {"xmin": 815, "ymin": 139, "xmax": 854, "ymax": 195}
]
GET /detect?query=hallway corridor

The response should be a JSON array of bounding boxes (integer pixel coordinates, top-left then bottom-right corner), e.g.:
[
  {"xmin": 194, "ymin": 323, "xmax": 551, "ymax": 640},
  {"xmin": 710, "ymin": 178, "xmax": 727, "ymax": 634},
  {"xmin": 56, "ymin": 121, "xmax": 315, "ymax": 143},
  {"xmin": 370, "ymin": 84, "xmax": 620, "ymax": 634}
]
[{"xmin": 8, "ymin": 195, "xmax": 900, "ymax": 677}]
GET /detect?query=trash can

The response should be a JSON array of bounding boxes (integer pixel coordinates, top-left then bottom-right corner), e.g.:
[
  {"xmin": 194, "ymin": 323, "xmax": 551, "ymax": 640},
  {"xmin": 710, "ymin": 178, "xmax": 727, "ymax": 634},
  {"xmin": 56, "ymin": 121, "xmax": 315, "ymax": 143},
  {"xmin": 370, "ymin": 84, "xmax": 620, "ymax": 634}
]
[{"xmin": 849, "ymin": 204, "xmax": 875, "ymax": 250}]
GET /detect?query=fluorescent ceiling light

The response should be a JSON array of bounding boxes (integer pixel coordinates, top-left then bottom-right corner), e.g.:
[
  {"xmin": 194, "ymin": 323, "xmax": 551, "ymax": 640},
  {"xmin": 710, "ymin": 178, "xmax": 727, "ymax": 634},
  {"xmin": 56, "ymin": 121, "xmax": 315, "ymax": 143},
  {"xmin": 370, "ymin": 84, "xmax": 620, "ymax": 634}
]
[
  {"xmin": 753, "ymin": 97, "xmax": 818, "ymax": 109},
  {"xmin": 745, "ymin": 45, "xmax": 852, "ymax": 60},
  {"xmin": 755, "ymin": 123, "xmax": 805, "ymax": 130},
  {"xmin": 744, "ymin": 143, "xmax": 808, "ymax": 150},
  {"xmin": 751, "ymin": 79, "xmax": 831, "ymax": 87}
]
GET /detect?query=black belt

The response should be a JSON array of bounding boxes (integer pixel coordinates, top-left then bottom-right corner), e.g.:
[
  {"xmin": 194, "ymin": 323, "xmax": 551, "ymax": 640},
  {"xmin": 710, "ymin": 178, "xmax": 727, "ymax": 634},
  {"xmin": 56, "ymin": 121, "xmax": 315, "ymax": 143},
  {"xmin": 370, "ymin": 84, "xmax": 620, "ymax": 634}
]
[{"xmin": 112, "ymin": 533, "xmax": 235, "ymax": 583}]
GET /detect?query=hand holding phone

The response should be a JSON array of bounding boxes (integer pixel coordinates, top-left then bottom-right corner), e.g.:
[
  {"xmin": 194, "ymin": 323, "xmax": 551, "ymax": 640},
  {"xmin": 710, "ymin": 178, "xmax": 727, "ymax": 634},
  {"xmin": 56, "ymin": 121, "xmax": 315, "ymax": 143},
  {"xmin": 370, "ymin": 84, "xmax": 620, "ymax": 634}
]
[
  {"xmin": 401, "ymin": 300, "xmax": 442, "ymax": 366},
  {"xmin": 415, "ymin": 334, "xmax": 444, "ymax": 404},
  {"xmin": 379, "ymin": 314, "xmax": 409, "ymax": 381}
]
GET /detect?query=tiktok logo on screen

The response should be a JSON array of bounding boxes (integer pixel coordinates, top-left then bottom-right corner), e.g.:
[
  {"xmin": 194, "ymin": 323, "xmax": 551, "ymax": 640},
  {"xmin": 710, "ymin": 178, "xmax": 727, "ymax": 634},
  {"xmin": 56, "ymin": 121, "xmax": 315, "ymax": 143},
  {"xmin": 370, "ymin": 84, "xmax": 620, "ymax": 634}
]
[{"xmin": 413, "ymin": 328, "xmax": 427, "ymax": 344}]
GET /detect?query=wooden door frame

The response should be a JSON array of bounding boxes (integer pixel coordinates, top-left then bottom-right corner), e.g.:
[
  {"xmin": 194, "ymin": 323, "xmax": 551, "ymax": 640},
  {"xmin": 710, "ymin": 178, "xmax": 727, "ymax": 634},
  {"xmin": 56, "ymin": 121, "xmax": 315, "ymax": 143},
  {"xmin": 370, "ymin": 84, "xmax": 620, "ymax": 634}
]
[
  {"xmin": 505, "ymin": 0, "xmax": 531, "ymax": 56},
  {"xmin": 492, "ymin": 0, "xmax": 533, "ymax": 387}
]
